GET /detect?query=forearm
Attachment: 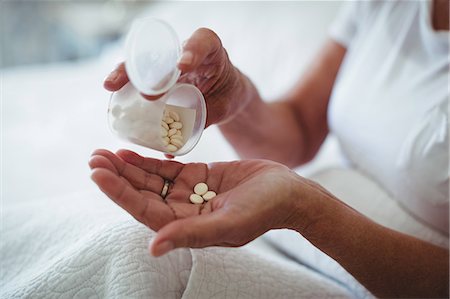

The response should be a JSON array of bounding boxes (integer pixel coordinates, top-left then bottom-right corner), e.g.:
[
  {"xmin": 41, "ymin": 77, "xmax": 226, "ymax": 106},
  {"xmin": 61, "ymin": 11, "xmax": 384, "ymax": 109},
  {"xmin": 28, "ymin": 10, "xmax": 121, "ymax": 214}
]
[
  {"xmin": 219, "ymin": 40, "xmax": 345, "ymax": 167},
  {"xmin": 293, "ymin": 187, "xmax": 449, "ymax": 298},
  {"xmin": 219, "ymin": 72, "xmax": 309, "ymax": 167}
]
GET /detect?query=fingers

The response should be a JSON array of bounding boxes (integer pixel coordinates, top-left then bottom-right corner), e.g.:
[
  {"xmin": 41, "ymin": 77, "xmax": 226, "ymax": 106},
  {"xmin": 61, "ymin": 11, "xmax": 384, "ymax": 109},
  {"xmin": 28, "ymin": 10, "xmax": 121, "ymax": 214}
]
[
  {"xmin": 141, "ymin": 93, "xmax": 165, "ymax": 101},
  {"xmin": 91, "ymin": 168, "xmax": 174, "ymax": 230},
  {"xmin": 104, "ymin": 62, "xmax": 129, "ymax": 91},
  {"xmin": 177, "ymin": 28, "xmax": 222, "ymax": 73},
  {"xmin": 88, "ymin": 154, "xmax": 118, "ymax": 175},
  {"xmin": 91, "ymin": 149, "xmax": 164, "ymax": 194},
  {"xmin": 116, "ymin": 149, "xmax": 183, "ymax": 181},
  {"xmin": 104, "ymin": 62, "xmax": 165, "ymax": 101},
  {"xmin": 149, "ymin": 210, "xmax": 232, "ymax": 256},
  {"xmin": 104, "ymin": 28, "xmax": 223, "ymax": 102}
]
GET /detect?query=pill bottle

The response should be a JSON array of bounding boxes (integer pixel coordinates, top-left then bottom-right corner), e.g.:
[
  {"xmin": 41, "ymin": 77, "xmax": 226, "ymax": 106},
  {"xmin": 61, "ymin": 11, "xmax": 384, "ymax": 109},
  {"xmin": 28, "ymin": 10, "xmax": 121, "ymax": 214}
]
[{"xmin": 108, "ymin": 18, "xmax": 207, "ymax": 156}]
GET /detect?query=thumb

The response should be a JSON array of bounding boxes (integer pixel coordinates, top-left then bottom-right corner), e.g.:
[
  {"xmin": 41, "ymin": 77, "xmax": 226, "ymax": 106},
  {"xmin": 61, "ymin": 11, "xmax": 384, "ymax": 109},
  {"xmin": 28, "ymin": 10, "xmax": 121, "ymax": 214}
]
[
  {"xmin": 149, "ymin": 210, "xmax": 231, "ymax": 257},
  {"xmin": 104, "ymin": 62, "xmax": 129, "ymax": 91},
  {"xmin": 177, "ymin": 28, "xmax": 222, "ymax": 73}
]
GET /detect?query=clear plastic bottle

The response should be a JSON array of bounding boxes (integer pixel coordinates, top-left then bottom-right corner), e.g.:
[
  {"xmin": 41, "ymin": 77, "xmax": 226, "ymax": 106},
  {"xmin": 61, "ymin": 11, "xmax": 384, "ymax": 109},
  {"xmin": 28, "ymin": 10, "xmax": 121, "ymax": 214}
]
[{"xmin": 108, "ymin": 18, "xmax": 206, "ymax": 156}]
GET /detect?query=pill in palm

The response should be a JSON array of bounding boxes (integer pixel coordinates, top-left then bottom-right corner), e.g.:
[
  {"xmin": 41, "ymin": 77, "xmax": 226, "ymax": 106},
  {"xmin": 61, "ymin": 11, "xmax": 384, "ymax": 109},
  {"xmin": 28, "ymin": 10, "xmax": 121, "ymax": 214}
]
[
  {"xmin": 202, "ymin": 191, "xmax": 216, "ymax": 201},
  {"xmin": 189, "ymin": 183, "xmax": 217, "ymax": 204},
  {"xmin": 194, "ymin": 182, "xmax": 208, "ymax": 196},
  {"xmin": 189, "ymin": 193, "xmax": 204, "ymax": 204}
]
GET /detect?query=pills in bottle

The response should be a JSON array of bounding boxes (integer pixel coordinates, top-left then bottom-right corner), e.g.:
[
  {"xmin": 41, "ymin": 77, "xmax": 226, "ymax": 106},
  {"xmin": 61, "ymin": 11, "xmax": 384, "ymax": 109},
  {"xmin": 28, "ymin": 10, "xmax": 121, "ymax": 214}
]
[
  {"xmin": 107, "ymin": 18, "xmax": 207, "ymax": 156},
  {"xmin": 160, "ymin": 108, "xmax": 187, "ymax": 152},
  {"xmin": 109, "ymin": 85, "xmax": 200, "ymax": 155}
]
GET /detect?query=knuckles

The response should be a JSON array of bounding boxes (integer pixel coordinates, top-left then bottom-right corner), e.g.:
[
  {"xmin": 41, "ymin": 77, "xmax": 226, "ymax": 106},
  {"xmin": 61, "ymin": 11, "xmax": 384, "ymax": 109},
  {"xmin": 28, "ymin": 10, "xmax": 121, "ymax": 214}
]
[{"xmin": 195, "ymin": 27, "xmax": 222, "ymax": 48}]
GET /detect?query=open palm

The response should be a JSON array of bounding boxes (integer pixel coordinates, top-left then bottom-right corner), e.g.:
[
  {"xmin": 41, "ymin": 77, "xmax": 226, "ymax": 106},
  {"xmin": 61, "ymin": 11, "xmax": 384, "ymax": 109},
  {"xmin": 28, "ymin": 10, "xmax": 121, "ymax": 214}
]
[{"xmin": 89, "ymin": 149, "xmax": 303, "ymax": 255}]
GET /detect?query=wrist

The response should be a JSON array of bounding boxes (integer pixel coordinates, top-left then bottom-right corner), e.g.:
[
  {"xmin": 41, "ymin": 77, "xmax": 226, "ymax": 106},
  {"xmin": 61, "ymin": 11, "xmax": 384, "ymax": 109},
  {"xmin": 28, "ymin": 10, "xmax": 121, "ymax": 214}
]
[
  {"xmin": 215, "ymin": 66, "xmax": 261, "ymax": 126},
  {"xmin": 283, "ymin": 173, "xmax": 329, "ymax": 235}
]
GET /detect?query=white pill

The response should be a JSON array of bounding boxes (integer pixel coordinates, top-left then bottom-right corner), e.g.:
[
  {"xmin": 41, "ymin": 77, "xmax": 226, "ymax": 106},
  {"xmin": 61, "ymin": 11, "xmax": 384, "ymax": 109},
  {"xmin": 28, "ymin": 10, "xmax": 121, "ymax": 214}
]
[
  {"xmin": 176, "ymin": 130, "xmax": 182, "ymax": 136},
  {"xmin": 170, "ymin": 138, "xmax": 183, "ymax": 148},
  {"xmin": 169, "ymin": 122, "xmax": 183, "ymax": 129},
  {"xmin": 189, "ymin": 193, "xmax": 204, "ymax": 204},
  {"xmin": 164, "ymin": 117, "xmax": 174, "ymax": 124},
  {"xmin": 161, "ymin": 127, "xmax": 168, "ymax": 137},
  {"xmin": 194, "ymin": 183, "xmax": 208, "ymax": 196},
  {"xmin": 169, "ymin": 111, "xmax": 180, "ymax": 122},
  {"xmin": 168, "ymin": 128, "xmax": 177, "ymax": 137},
  {"xmin": 202, "ymin": 191, "xmax": 216, "ymax": 201},
  {"xmin": 167, "ymin": 144, "xmax": 178, "ymax": 152},
  {"xmin": 161, "ymin": 121, "xmax": 169, "ymax": 130},
  {"xmin": 162, "ymin": 137, "xmax": 169, "ymax": 146},
  {"xmin": 170, "ymin": 134, "xmax": 183, "ymax": 141}
]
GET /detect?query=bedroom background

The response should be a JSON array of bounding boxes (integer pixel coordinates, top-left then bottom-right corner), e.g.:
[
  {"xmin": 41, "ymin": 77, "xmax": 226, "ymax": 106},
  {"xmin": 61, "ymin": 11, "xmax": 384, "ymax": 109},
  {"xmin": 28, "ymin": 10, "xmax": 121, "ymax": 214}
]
[
  {"xmin": 3, "ymin": 3, "xmax": 361, "ymax": 297},
  {"xmin": 3, "ymin": 3, "xmax": 448, "ymax": 298},
  {"xmin": 2, "ymin": 1, "xmax": 343, "ymax": 204}
]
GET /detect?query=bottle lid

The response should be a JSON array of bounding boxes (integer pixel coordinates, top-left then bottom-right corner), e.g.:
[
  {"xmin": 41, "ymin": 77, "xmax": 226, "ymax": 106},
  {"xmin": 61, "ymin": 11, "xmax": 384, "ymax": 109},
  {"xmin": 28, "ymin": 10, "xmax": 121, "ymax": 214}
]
[{"xmin": 125, "ymin": 18, "xmax": 181, "ymax": 96}]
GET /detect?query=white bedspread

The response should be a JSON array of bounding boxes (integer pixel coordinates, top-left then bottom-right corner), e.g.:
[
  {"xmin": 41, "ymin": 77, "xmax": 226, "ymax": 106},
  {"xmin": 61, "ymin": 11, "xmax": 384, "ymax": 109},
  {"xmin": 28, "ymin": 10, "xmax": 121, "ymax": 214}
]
[
  {"xmin": 2, "ymin": 189, "xmax": 352, "ymax": 298},
  {"xmin": 2, "ymin": 166, "xmax": 448, "ymax": 298}
]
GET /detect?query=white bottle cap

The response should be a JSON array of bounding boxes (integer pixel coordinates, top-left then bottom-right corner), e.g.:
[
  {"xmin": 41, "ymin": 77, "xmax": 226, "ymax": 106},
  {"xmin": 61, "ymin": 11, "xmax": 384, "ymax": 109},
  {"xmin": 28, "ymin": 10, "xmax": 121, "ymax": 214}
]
[{"xmin": 125, "ymin": 18, "xmax": 181, "ymax": 96}]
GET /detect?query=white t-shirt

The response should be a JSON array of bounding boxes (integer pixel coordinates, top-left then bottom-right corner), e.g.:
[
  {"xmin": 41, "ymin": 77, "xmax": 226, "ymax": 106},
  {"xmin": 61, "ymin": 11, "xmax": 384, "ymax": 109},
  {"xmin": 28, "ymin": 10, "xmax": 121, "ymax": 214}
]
[{"xmin": 328, "ymin": 0, "xmax": 449, "ymax": 234}]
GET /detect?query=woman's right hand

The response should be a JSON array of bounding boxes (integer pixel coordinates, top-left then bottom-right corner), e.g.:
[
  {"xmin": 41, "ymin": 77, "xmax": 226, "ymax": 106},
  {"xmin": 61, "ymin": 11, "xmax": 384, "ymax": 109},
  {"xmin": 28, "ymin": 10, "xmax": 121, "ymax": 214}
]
[{"xmin": 104, "ymin": 28, "xmax": 252, "ymax": 127}]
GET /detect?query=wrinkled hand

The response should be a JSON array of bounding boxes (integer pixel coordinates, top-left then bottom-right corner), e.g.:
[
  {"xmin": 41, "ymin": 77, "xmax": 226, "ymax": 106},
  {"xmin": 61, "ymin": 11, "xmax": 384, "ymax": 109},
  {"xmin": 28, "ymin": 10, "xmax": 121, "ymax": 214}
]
[
  {"xmin": 104, "ymin": 28, "xmax": 247, "ymax": 127},
  {"xmin": 89, "ymin": 149, "xmax": 310, "ymax": 257}
]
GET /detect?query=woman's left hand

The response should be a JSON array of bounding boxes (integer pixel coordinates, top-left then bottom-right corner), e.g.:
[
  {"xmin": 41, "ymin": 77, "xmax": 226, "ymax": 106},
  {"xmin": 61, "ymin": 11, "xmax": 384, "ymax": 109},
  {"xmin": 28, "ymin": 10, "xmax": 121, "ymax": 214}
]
[{"xmin": 89, "ymin": 149, "xmax": 318, "ymax": 256}]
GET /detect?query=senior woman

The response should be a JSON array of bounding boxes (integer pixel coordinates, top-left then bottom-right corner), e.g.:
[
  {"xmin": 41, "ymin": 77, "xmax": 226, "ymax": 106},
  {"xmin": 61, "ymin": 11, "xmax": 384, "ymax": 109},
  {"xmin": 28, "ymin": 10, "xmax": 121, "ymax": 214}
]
[{"xmin": 90, "ymin": 1, "xmax": 449, "ymax": 297}]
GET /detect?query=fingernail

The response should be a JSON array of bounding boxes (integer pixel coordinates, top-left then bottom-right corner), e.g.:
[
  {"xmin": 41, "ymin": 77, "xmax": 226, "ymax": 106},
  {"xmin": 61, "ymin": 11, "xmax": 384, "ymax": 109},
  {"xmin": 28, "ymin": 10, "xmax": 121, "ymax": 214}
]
[
  {"xmin": 178, "ymin": 51, "xmax": 193, "ymax": 65},
  {"xmin": 153, "ymin": 240, "xmax": 174, "ymax": 256},
  {"xmin": 105, "ymin": 70, "xmax": 120, "ymax": 83}
]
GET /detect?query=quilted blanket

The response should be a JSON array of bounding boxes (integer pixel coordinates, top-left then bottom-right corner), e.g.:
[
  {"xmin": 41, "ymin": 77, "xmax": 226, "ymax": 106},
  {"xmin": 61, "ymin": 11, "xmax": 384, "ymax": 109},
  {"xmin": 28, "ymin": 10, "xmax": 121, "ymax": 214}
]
[{"xmin": 1, "ymin": 191, "xmax": 352, "ymax": 298}]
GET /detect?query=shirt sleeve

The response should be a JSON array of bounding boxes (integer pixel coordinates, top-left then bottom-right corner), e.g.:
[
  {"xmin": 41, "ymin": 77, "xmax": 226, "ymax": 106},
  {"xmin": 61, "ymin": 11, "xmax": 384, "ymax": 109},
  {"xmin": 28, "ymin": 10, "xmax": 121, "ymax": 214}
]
[{"xmin": 329, "ymin": 2, "xmax": 360, "ymax": 48}]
